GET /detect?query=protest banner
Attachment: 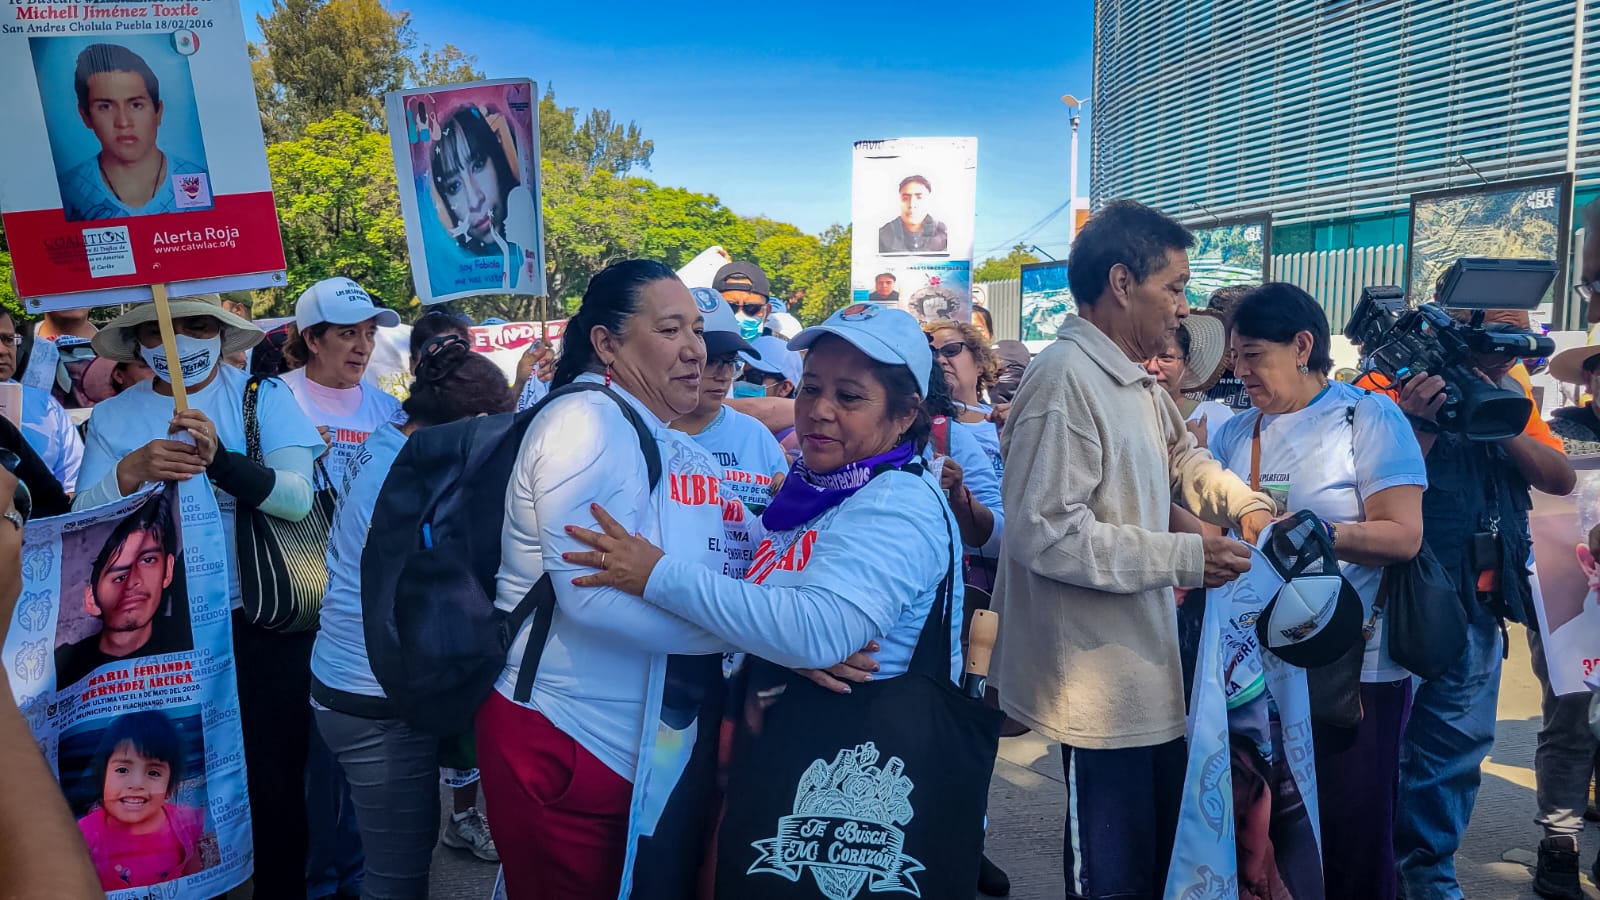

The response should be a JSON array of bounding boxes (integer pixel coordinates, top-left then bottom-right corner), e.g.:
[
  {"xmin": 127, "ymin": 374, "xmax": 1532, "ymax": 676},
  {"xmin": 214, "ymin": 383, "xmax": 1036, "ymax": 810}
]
[
  {"xmin": 677, "ymin": 246, "xmax": 733, "ymax": 289},
  {"xmin": 3, "ymin": 479, "xmax": 249, "ymax": 897},
  {"xmin": 1165, "ymin": 543, "xmax": 1322, "ymax": 900},
  {"xmin": 0, "ymin": 0, "xmax": 286, "ymax": 310},
  {"xmin": 851, "ymin": 137, "xmax": 977, "ymax": 323},
  {"xmin": 1528, "ymin": 456, "xmax": 1600, "ymax": 695},
  {"xmin": 362, "ymin": 320, "xmax": 568, "ymax": 401},
  {"xmin": 385, "ymin": 79, "xmax": 546, "ymax": 305}
]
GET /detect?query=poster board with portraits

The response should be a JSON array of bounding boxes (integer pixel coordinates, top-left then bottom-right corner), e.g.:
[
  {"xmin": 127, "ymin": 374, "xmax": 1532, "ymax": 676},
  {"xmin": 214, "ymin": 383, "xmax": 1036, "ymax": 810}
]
[
  {"xmin": 3, "ymin": 479, "xmax": 249, "ymax": 897},
  {"xmin": 851, "ymin": 137, "xmax": 977, "ymax": 323},
  {"xmin": 385, "ymin": 79, "xmax": 547, "ymax": 305},
  {"xmin": 0, "ymin": 0, "xmax": 287, "ymax": 310}
]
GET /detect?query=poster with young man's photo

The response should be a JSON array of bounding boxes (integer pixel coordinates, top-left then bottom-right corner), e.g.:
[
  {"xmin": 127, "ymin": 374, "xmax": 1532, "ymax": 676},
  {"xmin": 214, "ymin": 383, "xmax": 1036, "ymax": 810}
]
[
  {"xmin": 0, "ymin": 2, "xmax": 286, "ymax": 305},
  {"xmin": 850, "ymin": 137, "xmax": 977, "ymax": 321},
  {"xmin": 3, "ymin": 479, "xmax": 250, "ymax": 898},
  {"xmin": 385, "ymin": 79, "xmax": 547, "ymax": 304}
]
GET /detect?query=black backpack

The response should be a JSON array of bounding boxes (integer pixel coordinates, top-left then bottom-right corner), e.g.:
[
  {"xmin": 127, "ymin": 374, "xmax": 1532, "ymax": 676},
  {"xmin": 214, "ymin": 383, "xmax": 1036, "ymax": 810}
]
[{"xmin": 359, "ymin": 382, "xmax": 661, "ymax": 736}]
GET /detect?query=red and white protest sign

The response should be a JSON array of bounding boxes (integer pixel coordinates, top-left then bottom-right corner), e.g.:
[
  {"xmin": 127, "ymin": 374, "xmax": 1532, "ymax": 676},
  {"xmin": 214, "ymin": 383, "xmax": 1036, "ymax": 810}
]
[{"xmin": 0, "ymin": 0, "xmax": 286, "ymax": 309}]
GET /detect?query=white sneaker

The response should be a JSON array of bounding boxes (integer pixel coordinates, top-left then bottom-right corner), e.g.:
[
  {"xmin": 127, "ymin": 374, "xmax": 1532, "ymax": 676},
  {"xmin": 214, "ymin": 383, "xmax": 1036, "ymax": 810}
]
[{"xmin": 443, "ymin": 808, "xmax": 500, "ymax": 862}]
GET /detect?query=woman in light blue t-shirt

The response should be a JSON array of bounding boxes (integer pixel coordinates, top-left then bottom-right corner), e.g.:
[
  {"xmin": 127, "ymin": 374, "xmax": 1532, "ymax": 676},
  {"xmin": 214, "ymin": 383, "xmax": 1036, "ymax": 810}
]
[{"xmin": 309, "ymin": 337, "xmax": 513, "ymax": 898}]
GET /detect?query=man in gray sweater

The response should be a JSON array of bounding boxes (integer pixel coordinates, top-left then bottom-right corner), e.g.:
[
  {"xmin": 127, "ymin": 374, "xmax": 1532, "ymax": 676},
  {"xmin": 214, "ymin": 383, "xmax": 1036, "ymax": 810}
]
[{"xmin": 993, "ymin": 200, "xmax": 1276, "ymax": 900}]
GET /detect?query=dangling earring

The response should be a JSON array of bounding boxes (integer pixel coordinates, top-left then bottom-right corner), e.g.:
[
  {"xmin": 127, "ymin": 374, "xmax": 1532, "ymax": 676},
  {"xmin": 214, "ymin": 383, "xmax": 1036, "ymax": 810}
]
[{"xmin": 604, "ymin": 365, "xmax": 612, "ymax": 387}]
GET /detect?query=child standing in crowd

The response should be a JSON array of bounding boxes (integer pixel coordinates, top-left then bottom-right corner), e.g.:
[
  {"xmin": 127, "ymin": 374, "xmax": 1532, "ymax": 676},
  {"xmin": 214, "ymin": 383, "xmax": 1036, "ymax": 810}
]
[{"xmin": 76, "ymin": 710, "xmax": 205, "ymax": 891}]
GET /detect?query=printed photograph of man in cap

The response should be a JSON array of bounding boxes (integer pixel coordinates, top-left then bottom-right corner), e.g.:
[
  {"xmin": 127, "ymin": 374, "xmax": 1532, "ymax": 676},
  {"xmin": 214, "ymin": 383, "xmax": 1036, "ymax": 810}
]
[
  {"xmin": 867, "ymin": 272, "xmax": 900, "ymax": 303},
  {"xmin": 878, "ymin": 175, "xmax": 949, "ymax": 254},
  {"xmin": 40, "ymin": 39, "xmax": 212, "ymax": 221},
  {"xmin": 56, "ymin": 488, "xmax": 192, "ymax": 689},
  {"xmin": 712, "ymin": 261, "xmax": 774, "ymax": 342}
]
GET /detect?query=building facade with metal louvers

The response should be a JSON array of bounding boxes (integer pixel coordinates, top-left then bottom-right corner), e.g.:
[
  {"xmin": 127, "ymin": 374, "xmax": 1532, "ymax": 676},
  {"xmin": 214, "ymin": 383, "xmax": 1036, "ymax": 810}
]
[{"xmin": 1090, "ymin": 0, "xmax": 1600, "ymax": 256}]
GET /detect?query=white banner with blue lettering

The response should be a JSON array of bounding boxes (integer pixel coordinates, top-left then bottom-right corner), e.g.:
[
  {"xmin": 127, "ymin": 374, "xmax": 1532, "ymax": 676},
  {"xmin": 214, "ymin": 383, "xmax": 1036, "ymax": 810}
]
[
  {"xmin": 1164, "ymin": 544, "xmax": 1323, "ymax": 900},
  {"xmin": 3, "ymin": 478, "xmax": 250, "ymax": 898}
]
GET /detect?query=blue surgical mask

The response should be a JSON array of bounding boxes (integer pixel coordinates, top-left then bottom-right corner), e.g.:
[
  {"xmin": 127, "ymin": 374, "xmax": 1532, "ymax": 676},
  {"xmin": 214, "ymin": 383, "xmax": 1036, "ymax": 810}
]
[
  {"xmin": 731, "ymin": 381, "xmax": 766, "ymax": 399},
  {"xmin": 735, "ymin": 313, "xmax": 763, "ymax": 342}
]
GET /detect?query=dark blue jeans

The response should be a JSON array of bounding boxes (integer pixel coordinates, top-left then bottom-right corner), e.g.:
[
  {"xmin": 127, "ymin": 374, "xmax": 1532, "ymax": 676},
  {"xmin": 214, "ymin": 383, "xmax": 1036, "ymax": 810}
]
[{"xmin": 1395, "ymin": 615, "xmax": 1503, "ymax": 900}]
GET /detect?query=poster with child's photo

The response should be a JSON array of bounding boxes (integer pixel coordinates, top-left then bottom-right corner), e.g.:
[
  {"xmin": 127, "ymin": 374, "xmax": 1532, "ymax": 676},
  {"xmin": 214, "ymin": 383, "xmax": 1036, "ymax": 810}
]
[
  {"xmin": 3, "ymin": 477, "xmax": 250, "ymax": 898},
  {"xmin": 58, "ymin": 706, "xmax": 221, "ymax": 891},
  {"xmin": 1528, "ymin": 455, "xmax": 1600, "ymax": 695}
]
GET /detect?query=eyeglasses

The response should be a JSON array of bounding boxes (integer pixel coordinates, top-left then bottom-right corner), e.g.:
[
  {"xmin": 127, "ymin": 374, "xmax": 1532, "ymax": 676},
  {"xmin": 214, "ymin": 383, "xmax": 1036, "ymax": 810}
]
[
  {"xmin": 729, "ymin": 302, "xmax": 766, "ymax": 317},
  {"xmin": 0, "ymin": 333, "xmax": 19, "ymax": 347},
  {"xmin": 707, "ymin": 355, "xmax": 745, "ymax": 375},
  {"xmin": 0, "ymin": 449, "xmax": 33, "ymax": 527},
  {"xmin": 931, "ymin": 341, "xmax": 969, "ymax": 359},
  {"xmin": 1574, "ymin": 280, "xmax": 1600, "ymax": 305}
]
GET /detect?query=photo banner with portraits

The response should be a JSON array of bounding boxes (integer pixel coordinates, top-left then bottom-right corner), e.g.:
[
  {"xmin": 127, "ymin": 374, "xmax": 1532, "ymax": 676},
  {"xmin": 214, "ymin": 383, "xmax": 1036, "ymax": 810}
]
[
  {"xmin": 2, "ymin": 479, "xmax": 249, "ymax": 898},
  {"xmin": 1527, "ymin": 456, "xmax": 1600, "ymax": 696},
  {"xmin": 0, "ymin": 0, "xmax": 287, "ymax": 309},
  {"xmin": 385, "ymin": 79, "xmax": 547, "ymax": 305},
  {"xmin": 851, "ymin": 137, "xmax": 977, "ymax": 322}
]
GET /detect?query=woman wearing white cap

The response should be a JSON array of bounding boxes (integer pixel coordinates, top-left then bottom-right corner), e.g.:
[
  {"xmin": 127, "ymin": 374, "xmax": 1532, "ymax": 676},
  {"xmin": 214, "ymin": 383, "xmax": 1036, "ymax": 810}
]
[
  {"xmin": 75, "ymin": 293, "xmax": 326, "ymax": 898},
  {"xmin": 280, "ymin": 276, "xmax": 403, "ymax": 491}
]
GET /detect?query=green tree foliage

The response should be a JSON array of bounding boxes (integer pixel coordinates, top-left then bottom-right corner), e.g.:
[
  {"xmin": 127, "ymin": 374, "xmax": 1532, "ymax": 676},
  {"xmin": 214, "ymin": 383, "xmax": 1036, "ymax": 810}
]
[
  {"xmin": 266, "ymin": 113, "xmax": 410, "ymax": 313},
  {"xmin": 793, "ymin": 225, "xmax": 854, "ymax": 323},
  {"xmin": 973, "ymin": 244, "xmax": 1042, "ymax": 283},
  {"xmin": 539, "ymin": 88, "xmax": 654, "ymax": 175},
  {"xmin": 0, "ymin": 225, "xmax": 21, "ymax": 322},
  {"xmin": 251, "ymin": 0, "xmax": 417, "ymax": 142}
]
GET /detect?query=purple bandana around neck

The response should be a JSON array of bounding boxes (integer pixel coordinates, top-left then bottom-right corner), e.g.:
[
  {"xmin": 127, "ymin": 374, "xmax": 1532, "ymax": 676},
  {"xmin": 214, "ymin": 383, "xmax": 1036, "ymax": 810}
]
[{"xmin": 761, "ymin": 441, "xmax": 917, "ymax": 532}]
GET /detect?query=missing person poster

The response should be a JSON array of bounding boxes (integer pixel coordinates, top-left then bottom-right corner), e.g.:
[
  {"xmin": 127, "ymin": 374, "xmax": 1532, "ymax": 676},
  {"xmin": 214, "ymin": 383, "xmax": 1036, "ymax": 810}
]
[
  {"xmin": 385, "ymin": 79, "xmax": 547, "ymax": 305},
  {"xmin": 3, "ymin": 480, "xmax": 249, "ymax": 897},
  {"xmin": 1528, "ymin": 457, "xmax": 1600, "ymax": 696},
  {"xmin": 851, "ymin": 138, "xmax": 977, "ymax": 322},
  {"xmin": 0, "ymin": 0, "xmax": 287, "ymax": 308}
]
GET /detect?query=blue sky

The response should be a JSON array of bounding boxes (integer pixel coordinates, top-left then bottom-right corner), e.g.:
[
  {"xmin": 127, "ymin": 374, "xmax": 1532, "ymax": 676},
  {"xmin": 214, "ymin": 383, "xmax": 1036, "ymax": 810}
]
[{"xmin": 245, "ymin": 0, "xmax": 1096, "ymax": 261}]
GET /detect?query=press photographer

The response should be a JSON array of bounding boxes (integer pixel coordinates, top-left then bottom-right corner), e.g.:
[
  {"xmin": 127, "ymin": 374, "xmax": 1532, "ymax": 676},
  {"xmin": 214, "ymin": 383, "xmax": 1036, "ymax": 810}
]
[{"xmin": 1350, "ymin": 258, "xmax": 1575, "ymax": 899}]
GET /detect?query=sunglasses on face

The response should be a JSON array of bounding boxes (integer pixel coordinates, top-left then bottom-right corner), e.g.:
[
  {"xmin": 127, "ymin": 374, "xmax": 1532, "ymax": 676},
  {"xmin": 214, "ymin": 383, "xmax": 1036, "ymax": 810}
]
[
  {"xmin": 707, "ymin": 355, "xmax": 745, "ymax": 374},
  {"xmin": 729, "ymin": 302, "xmax": 766, "ymax": 317},
  {"xmin": 931, "ymin": 341, "xmax": 969, "ymax": 360},
  {"xmin": 0, "ymin": 449, "xmax": 32, "ymax": 526}
]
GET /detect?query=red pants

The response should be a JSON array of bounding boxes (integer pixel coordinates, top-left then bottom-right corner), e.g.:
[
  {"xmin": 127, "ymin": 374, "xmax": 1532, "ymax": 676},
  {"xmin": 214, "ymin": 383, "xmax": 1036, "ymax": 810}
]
[{"xmin": 476, "ymin": 692, "xmax": 634, "ymax": 899}]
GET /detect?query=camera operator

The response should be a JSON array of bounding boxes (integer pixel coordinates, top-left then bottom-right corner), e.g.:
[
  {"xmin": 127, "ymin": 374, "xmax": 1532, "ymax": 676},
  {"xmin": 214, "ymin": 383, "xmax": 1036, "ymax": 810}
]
[{"xmin": 1378, "ymin": 309, "xmax": 1574, "ymax": 900}]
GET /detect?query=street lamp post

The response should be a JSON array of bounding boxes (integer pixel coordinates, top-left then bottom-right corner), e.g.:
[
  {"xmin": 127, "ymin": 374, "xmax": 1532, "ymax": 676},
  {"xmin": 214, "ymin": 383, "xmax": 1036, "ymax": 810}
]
[{"xmin": 1062, "ymin": 94, "xmax": 1087, "ymax": 239}]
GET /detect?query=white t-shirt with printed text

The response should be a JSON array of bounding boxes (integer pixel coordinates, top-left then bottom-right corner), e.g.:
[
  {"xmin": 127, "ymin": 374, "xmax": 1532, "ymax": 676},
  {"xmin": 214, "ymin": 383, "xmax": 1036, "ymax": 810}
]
[
  {"xmin": 1210, "ymin": 381, "xmax": 1427, "ymax": 682},
  {"xmin": 280, "ymin": 368, "xmax": 402, "ymax": 492},
  {"xmin": 686, "ymin": 406, "xmax": 789, "ymax": 580}
]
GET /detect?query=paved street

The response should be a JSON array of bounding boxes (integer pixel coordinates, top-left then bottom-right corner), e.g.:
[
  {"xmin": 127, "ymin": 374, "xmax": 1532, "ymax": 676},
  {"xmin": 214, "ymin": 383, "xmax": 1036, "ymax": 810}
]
[{"xmin": 287, "ymin": 622, "xmax": 1593, "ymax": 898}]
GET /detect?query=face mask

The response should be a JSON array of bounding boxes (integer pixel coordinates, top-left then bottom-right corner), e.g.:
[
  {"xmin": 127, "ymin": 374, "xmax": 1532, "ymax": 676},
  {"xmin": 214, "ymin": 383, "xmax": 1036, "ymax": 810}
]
[
  {"xmin": 140, "ymin": 334, "xmax": 222, "ymax": 384},
  {"xmin": 735, "ymin": 313, "xmax": 763, "ymax": 342},
  {"xmin": 730, "ymin": 381, "xmax": 766, "ymax": 399}
]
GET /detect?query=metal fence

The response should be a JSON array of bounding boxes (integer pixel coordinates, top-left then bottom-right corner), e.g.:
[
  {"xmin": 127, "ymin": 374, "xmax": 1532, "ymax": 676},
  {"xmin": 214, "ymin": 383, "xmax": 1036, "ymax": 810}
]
[
  {"xmin": 1271, "ymin": 245, "xmax": 1406, "ymax": 333},
  {"xmin": 978, "ymin": 278, "xmax": 1022, "ymax": 342}
]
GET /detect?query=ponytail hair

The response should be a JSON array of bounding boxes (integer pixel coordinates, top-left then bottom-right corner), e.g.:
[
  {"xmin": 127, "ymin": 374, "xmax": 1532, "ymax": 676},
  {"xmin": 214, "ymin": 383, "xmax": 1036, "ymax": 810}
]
[
  {"xmin": 403, "ymin": 335, "xmax": 513, "ymax": 427},
  {"xmin": 552, "ymin": 260, "xmax": 680, "ymax": 389}
]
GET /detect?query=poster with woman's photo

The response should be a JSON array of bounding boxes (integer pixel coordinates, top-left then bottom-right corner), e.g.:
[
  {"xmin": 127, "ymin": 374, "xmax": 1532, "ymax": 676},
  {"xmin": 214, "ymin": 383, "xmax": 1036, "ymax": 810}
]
[
  {"xmin": 385, "ymin": 79, "xmax": 547, "ymax": 304},
  {"xmin": 2, "ymin": 479, "xmax": 249, "ymax": 897},
  {"xmin": 851, "ymin": 137, "xmax": 976, "ymax": 321}
]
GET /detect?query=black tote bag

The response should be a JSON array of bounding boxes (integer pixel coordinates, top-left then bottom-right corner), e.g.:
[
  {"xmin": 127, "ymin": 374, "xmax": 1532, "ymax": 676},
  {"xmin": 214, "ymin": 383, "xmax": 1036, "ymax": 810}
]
[
  {"xmin": 1381, "ymin": 541, "xmax": 1466, "ymax": 681},
  {"xmin": 715, "ymin": 506, "xmax": 1004, "ymax": 900},
  {"xmin": 235, "ymin": 375, "xmax": 337, "ymax": 632}
]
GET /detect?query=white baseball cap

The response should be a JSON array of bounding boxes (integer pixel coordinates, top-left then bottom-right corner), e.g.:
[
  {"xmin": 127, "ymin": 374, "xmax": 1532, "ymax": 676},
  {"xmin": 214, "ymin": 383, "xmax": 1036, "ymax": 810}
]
[
  {"xmin": 788, "ymin": 303, "xmax": 931, "ymax": 395},
  {"xmin": 767, "ymin": 311, "xmax": 803, "ymax": 340},
  {"xmin": 744, "ymin": 334, "xmax": 802, "ymax": 385},
  {"xmin": 295, "ymin": 277, "xmax": 401, "ymax": 331},
  {"xmin": 690, "ymin": 287, "xmax": 759, "ymax": 357}
]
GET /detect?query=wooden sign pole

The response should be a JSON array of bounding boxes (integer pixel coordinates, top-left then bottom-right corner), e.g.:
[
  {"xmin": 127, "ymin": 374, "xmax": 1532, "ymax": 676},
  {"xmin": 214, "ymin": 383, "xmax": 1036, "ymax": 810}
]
[{"xmin": 150, "ymin": 283, "xmax": 190, "ymax": 412}]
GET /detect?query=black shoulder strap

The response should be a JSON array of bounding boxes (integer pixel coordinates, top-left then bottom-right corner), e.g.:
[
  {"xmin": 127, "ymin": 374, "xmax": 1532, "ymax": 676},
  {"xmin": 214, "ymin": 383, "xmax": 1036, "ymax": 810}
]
[
  {"xmin": 907, "ymin": 475, "xmax": 959, "ymax": 680},
  {"xmin": 243, "ymin": 375, "xmax": 265, "ymax": 463},
  {"xmin": 509, "ymin": 380, "xmax": 663, "ymax": 702},
  {"xmin": 526, "ymin": 381, "xmax": 662, "ymax": 490}
]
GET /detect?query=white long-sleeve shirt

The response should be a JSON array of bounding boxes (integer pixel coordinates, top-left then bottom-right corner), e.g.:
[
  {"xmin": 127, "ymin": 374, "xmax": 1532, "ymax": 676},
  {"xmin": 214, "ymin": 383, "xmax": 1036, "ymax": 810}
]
[
  {"xmin": 494, "ymin": 375, "xmax": 730, "ymax": 779},
  {"xmin": 643, "ymin": 464, "xmax": 964, "ymax": 682}
]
